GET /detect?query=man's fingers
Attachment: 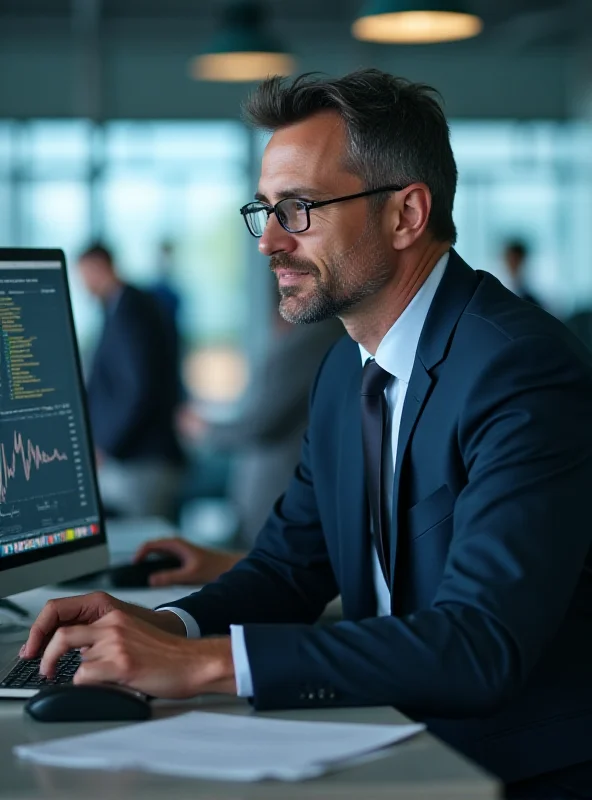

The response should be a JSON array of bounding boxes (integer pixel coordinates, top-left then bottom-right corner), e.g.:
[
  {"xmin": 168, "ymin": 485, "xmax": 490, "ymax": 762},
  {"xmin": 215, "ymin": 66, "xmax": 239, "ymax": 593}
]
[
  {"xmin": 22, "ymin": 597, "xmax": 83, "ymax": 658},
  {"xmin": 134, "ymin": 539, "xmax": 170, "ymax": 562},
  {"xmin": 40, "ymin": 626, "xmax": 99, "ymax": 678},
  {"xmin": 149, "ymin": 569, "xmax": 187, "ymax": 587},
  {"xmin": 73, "ymin": 659, "xmax": 117, "ymax": 685},
  {"xmin": 22, "ymin": 592, "xmax": 116, "ymax": 659},
  {"xmin": 89, "ymin": 608, "xmax": 127, "ymax": 628},
  {"xmin": 135, "ymin": 537, "xmax": 186, "ymax": 563},
  {"xmin": 21, "ymin": 623, "xmax": 49, "ymax": 660}
]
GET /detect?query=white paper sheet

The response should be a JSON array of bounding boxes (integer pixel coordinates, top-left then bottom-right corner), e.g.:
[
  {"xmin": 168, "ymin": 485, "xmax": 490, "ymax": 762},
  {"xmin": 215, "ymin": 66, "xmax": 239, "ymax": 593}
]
[{"xmin": 15, "ymin": 710, "xmax": 424, "ymax": 781}]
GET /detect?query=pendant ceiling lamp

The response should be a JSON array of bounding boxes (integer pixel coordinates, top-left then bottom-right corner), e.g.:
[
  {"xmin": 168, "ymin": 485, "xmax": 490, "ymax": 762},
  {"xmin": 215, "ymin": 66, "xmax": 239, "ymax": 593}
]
[
  {"xmin": 352, "ymin": 0, "xmax": 483, "ymax": 44},
  {"xmin": 190, "ymin": 1, "xmax": 295, "ymax": 82}
]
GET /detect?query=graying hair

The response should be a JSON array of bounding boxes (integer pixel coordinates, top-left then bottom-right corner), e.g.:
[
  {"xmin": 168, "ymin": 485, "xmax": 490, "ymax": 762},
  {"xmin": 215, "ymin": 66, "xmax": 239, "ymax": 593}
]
[{"xmin": 243, "ymin": 69, "xmax": 457, "ymax": 243}]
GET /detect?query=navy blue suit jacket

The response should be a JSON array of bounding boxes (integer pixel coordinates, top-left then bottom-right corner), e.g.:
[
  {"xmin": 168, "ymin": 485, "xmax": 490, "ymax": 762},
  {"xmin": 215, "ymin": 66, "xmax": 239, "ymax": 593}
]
[
  {"xmin": 87, "ymin": 285, "xmax": 182, "ymax": 464},
  {"xmin": 170, "ymin": 251, "xmax": 592, "ymax": 782}
]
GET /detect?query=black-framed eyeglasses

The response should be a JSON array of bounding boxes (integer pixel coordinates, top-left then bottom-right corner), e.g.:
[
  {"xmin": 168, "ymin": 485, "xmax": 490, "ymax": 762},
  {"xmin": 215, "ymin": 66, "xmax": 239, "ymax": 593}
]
[{"xmin": 239, "ymin": 185, "xmax": 406, "ymax": 238}]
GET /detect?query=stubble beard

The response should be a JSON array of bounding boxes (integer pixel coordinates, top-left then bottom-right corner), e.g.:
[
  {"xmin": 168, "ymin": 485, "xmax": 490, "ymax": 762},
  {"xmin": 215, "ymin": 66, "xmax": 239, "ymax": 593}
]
[{"xmin": 272, "ymin": 220, "xmax": 392, "ymax": 325}]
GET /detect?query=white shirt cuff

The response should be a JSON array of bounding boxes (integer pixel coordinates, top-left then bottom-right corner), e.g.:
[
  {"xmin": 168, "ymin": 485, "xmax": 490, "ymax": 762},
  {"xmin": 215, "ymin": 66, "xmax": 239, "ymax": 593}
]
[
  {"xmin": 230, "ymin": 625, "xmax": 254, "ymax": 698},
  {"xmin": 158, "ymin": 607, "xmax": 201, "ymax": 639},
  {"xmin": 158, "ymin": 611, "xmax": 252, "ymax": 697}
]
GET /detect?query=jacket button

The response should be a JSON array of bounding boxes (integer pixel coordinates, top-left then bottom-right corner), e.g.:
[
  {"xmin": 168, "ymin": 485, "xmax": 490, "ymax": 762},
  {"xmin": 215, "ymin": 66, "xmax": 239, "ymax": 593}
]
[
  {"xmin": 328, "ymin": 690, "xmax": 336, "ymax": 700},
  {"xmin": 307, "ymin": 692, "xmax": 315, "ymax": 701},
  {"xmin": 318, "ymin": 688, "xmax": 326, "ymax": 700}
]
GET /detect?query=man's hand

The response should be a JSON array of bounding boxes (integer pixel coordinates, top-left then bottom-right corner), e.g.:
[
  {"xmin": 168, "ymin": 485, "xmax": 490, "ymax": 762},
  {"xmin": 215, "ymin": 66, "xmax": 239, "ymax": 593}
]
[
  {"xmin": 20, "ymin": 592, "xmax": 185, "ymax": 660},
  {"xmin": 135, "ymin": 538, "xmax": 244, "ymax": 587},
  {"xmin": 39, "ymin": 610, "xmax": 236, "ymax": 699}
]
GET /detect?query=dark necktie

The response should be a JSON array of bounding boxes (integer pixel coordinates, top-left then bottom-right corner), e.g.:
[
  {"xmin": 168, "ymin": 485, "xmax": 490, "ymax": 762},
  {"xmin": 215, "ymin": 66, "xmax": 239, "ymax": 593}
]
[{"xmin": 360, "ymin": 358, "xmax": 392, "ymax": 586}]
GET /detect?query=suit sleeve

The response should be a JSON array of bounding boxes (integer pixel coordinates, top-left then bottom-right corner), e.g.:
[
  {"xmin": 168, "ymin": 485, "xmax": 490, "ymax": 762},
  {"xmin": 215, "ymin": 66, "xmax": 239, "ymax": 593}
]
[
  {"xmin": 162, "ymin": 344, "xmax": 340, "ymax": 633},
  {"xmin": 162, "ymin": 423, "xmax": 339, "ymax": 631},
  {"xmin": 240, "ymin": 335, "xmax": 592, "ymax": 714}
]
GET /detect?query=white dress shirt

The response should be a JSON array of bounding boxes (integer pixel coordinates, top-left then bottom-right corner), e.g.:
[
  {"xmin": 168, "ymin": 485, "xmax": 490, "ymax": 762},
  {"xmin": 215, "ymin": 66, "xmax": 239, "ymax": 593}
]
[{"xmin": 161, "ymin": 251, "xmax": 449, "ymax": 697}]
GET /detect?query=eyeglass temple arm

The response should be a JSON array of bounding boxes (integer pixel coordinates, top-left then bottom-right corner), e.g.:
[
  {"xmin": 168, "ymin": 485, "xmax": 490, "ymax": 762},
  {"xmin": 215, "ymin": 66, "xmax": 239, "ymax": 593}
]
[{"xmin": 307, "ymin": 186, "xmax": 404, "ymax": 210}]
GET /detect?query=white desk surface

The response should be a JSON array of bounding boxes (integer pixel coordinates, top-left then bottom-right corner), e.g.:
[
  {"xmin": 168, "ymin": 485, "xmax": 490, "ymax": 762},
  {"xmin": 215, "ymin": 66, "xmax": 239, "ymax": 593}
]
[
  {"xmin": 0, "ymin": 518, "xmax": 500, "ymax": 799},
  {"xmin": 0, "ymin": 693, "xmax": 499, "ymax": 800}
]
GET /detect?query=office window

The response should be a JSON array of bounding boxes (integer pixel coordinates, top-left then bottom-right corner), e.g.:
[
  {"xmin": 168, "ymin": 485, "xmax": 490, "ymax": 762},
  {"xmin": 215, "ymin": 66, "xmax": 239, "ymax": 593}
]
[
  {"xmin": 450, "ymin": 121, "xmax": 592, "ymax": 317},
  {"xmin": 0, "ymin": 119, "xmax": 251, "ymax": 398},
  {"xmin": 0, "ymin": 183, "xmax": 10, "ymax": 245},
  {"xmin": 0, "ymin": 123, "xmax": 12, "ymax": 175},
  {"xmin": 1, "ymin": 117, "xmax": 591, "ymax": 381},
  {"xmin": 25, "ymin": 120, "xmax": 92, "ymax": 178},
  {"xmin": 100, "ymin": 121, "xmax": 248, "ymax": 346}
]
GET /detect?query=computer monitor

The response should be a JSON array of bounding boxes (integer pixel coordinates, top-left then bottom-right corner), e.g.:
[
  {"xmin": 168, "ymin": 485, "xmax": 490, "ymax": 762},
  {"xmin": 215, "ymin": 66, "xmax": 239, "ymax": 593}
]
[{"xmin": 0, "ymin": 249, "xmax": 107, "ymax": 600}]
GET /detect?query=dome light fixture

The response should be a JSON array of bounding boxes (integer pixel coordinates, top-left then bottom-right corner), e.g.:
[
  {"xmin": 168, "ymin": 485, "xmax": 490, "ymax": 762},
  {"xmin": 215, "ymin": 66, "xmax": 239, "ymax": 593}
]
[
  {"xmin": 353, "ymin": 0, "xmax": 483, "ymax": 44},
  {"xmin": 190, "ymin": 1, "xmax": 295, "ymax": 83}
]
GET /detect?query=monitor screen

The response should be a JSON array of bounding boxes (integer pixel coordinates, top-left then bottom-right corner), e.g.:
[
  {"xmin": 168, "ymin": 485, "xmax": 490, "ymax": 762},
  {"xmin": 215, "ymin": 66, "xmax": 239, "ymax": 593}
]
[{"xmin": 0, "ymin": 249, "xmax": 106, "ymax": 597}]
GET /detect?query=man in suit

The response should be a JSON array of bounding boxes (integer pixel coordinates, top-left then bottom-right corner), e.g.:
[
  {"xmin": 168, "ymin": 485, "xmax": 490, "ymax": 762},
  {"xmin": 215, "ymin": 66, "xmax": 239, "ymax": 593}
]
[
  {"xmin": 23, "ymin": 73, "xmax": 592, "ymax": 797},
  {"xmin": 80, "ymin": 244, "xmax": 184, "ymax": 517}
]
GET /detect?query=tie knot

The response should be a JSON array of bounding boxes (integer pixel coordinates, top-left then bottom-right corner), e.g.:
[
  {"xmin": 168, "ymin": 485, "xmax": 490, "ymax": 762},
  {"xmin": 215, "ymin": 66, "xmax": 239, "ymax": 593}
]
[{"xmin": 361, "ymin": 359, "xmax": 391, "ymax": 396}]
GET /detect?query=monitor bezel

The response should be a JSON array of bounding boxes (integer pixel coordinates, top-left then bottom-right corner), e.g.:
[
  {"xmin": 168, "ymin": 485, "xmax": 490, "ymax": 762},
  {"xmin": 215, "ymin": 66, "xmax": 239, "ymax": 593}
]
[{"xmin": 0, "ymin": 248, "xmax": 108, "ymax": 597}]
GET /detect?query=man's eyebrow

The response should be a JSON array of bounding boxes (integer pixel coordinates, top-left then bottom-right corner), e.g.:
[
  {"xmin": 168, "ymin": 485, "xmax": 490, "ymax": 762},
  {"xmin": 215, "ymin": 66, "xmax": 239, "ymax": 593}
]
[{"xmin": 254, "ymin": 187, "xmax": 329, "ymax": 203}]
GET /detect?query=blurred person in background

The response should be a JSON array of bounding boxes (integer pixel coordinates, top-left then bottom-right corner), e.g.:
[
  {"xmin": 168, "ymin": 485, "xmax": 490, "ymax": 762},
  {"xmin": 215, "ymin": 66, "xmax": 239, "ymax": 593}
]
[
  {"xmin": 79, "ymin": 243, "xmax": 184, "ymax": 519},
  {"xmin": 150, "ymin": 240, "xmax": 182, "ymax": 339},
  {"xmin": 140, "ymin": 305, "xmax": 342, "ymax": 586},
  {"xmin": 149, "ymin": 240, "xmax": 185, "ymax": 405},
  {"xmin": 502, "ymin": 239, "xmax": 542, "ymax": 307},
  {"xmin": 172, "ymin": 299, "xmax": 343, "ymax": 549}
]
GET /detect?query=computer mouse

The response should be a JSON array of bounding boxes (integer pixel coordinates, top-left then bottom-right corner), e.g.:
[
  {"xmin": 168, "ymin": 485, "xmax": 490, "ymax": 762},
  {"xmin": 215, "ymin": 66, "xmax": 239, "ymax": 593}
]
[
  {"xmin": 25, "ymin": 684, "xmax": 151, "ymax": 723},
  {"xmin": 108, "ymin": 554, "xmax": 182, "ymax": 588}
]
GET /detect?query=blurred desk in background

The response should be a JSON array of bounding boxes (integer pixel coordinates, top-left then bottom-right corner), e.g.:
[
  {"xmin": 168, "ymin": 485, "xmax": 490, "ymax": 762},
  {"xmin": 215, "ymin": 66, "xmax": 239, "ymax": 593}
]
[{"xmin": 106, "ymin": 516, "xmax": 178, "ymax": 565}]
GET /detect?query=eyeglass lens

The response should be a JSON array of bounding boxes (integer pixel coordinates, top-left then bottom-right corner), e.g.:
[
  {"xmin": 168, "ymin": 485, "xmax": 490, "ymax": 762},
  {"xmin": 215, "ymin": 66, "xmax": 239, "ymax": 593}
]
[{"xmin": 245, "ymin": 198, "xmax": 309, "ymax": 237}]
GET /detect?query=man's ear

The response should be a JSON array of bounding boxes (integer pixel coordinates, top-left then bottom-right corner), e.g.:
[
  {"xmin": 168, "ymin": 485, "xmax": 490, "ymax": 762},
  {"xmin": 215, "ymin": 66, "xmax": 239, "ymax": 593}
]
[{"xmin": 387, "ymin": 184, "xmax": 432, "ymax": 251}]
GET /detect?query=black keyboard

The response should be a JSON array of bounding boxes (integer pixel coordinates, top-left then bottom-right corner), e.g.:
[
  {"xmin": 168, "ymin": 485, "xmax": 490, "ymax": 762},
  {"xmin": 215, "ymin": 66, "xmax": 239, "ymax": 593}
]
[{"xmin": 1, "ymin": 650, "xmax": 81, "ymax": 690}]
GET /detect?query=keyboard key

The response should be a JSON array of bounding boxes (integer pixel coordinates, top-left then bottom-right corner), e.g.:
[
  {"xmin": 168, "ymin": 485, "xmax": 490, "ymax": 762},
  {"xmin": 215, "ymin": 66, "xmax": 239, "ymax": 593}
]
[{"xmin": 1, "ymin": 651, "xmax": 81, "ymax": 689}]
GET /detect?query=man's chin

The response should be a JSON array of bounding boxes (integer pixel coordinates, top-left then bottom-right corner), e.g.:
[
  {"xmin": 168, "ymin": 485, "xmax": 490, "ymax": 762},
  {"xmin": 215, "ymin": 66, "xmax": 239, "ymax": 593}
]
[
  {"xmin": 279, "ymin": 293, "xmax": 334, "ymax": 325},
  {"xmin": 279, "ymin": 294, "xmax": 304, "ymax": 322}
]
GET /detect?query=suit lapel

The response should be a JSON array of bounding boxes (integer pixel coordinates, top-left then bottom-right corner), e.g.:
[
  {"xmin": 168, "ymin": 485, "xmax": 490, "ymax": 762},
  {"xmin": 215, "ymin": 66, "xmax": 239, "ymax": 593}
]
[
  {"xmin": 389, "ymin": 363, "xmax": 433, "ymax": 592},
  {"xmin": 337, "ymin": 368, "xmax": 376, "ymax": 620},
  {"xmin": 388, "ymin": 250, "xmax": 481, "ymax": 597}
]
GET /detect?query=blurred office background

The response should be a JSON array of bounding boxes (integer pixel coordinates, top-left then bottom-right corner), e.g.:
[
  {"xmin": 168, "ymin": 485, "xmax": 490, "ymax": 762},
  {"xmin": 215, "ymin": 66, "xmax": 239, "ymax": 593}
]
[{"xmin": 0, "ymin": 0, "xmax": 591, "ymax": 541}]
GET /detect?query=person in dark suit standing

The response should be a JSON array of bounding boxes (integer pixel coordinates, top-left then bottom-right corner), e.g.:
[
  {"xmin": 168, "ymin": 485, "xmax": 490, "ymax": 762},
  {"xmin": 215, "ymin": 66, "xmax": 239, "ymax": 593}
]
[
  {"xmin": 79, "ymin": 244, "xmax": 184, "ymax": 518},
  {"xmin": 24, "ymin": 73, "xmax": 592, "ymax": 798},
  {"xmin": 503, "ymin": 240, "xmax": 542, "ymax": 307}
]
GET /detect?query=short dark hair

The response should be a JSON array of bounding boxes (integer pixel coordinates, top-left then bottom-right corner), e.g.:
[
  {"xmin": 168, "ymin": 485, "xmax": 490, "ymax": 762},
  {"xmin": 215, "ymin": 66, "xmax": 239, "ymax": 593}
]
[
  {"xmin": 243, "ymin": 69, "xmax": 457, "ymax": 244},
  {"xmin": 505, "ymin": 240, "xmax": 529, "ymax": 261},
  {"xmin": 79, "ymin": 243, "xmax": 114, "ymax": 266}
]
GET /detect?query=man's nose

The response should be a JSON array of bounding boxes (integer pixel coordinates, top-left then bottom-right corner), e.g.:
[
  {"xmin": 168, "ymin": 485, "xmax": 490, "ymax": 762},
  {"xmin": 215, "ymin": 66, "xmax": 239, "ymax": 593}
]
[{"xmin": 258, "ymin": 213, "xmax": 298, "ymax": 257}]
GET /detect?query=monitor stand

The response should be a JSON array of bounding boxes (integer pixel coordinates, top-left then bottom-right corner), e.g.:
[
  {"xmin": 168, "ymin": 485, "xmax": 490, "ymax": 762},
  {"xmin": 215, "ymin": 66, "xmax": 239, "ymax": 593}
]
[
  {"xmin": 0, "ymin": 598, "xmax": 29, "ymax": 620},
  {"xmin": 0, "ymin": 599, "xmax": 31, "ymax": 644}
]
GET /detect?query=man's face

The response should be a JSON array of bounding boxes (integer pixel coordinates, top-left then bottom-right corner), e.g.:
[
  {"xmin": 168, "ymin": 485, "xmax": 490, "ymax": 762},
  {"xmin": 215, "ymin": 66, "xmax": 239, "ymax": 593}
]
[
  {"xmin": 505, "ymin": 249, "xmax": 524, "ymax": 278},
  {"xmin": 256, "ymin": 111, "xmax": 393, "ymax": 324},
  {"xmin": 78, "ymin": 256, "xmax": 112, "ymax": 299}
]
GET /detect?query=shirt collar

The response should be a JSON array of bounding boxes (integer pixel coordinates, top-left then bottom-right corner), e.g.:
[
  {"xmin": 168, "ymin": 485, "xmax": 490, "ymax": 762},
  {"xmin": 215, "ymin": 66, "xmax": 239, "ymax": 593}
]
[{"xmin": 359, "ymin": 251, "xmax": 449, "ymax": 383}]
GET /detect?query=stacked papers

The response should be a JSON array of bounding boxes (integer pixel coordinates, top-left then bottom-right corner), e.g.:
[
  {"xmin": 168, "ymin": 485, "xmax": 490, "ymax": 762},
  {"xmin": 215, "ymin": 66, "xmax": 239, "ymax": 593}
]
[{"xmin": 15, "ymin": 710, "xmax": 424, "ymax": 781}]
